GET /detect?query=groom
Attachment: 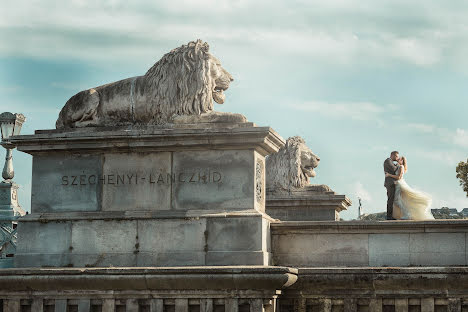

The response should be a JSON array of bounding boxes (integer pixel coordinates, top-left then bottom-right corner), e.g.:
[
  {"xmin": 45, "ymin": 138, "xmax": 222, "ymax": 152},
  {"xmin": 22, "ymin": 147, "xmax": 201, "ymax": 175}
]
[{"xmin": 383, "ymin": 151, "xmax": 400, "ymax": 220}]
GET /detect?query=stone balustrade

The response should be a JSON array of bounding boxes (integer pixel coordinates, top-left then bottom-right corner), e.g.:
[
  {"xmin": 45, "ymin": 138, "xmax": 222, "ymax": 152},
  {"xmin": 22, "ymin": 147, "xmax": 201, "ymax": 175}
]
[{"xmin": 0, "ymin": 267, "xmax": 297, "ymax": 312}]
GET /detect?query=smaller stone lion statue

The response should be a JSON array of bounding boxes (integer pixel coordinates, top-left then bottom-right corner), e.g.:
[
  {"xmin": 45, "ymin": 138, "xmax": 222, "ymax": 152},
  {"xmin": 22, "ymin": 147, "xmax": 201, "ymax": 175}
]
[
  {"xmin": 266, "ymin": 136, "xmax": 331, "ymax": 194},
  {"xmin": 56, "ymin": 39, "xmax": 246, "ymax": 128}
]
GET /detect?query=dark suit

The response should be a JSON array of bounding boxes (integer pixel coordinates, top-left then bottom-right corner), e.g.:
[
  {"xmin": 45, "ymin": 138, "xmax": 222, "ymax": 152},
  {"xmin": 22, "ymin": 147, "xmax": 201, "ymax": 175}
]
[{"xmin": 383, "ymin": 158, "xmax": 398, "ymax": 219}]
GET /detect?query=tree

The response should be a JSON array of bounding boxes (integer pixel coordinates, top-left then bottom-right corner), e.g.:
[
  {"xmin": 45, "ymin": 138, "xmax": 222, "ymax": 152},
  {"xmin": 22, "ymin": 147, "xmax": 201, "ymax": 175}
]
[{"xmin": 456, "ymin": 159, "xmax": 468, "ymax": 197}]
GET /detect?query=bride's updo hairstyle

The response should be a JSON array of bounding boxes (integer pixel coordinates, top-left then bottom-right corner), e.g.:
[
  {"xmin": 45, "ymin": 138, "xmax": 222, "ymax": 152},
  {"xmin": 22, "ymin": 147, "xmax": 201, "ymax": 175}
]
[{"xmin": 401, "ymin": 156, "xmax": 408, "ymax": 171}]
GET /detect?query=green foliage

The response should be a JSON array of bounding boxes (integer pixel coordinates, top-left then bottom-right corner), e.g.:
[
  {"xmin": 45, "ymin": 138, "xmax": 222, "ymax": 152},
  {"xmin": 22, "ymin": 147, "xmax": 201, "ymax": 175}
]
[{"xmin": 456, "ymin": 159, "xmax": 468, "ymax": 197}]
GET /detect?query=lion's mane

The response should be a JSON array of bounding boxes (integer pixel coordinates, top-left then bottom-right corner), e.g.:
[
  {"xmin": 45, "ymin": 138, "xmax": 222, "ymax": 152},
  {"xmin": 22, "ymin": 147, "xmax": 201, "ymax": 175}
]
[
  {"xmin": 266, "ymin": 136, "xmax": 310, "ymax": 192},
  {"xmin": 56, "ymin": 39, "xmax": 230, "ymax": 128},
  {"xmin": 143, "ymin": 39, "xmax": 214, "ymax": 123}
]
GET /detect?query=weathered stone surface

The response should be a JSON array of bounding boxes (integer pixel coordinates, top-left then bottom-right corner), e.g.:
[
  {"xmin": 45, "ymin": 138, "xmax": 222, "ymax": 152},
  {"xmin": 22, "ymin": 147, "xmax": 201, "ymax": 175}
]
[
  {"xmin": 15, "ymin": 212, "xmax": 272, "ymax": 267},
  {"xmin": 266, "ymin": 189, "xmax": 351, "ymax": 221},
  {"xmin": 71, "ymin": 220, "xmax": 137, "ymax": 254},
  {"xmin": 409, "ymin": 232, "xmax": 465, "ymax": 266},
  {"xmin": 15, "ymin": 125, "xmax": 284, "ymax": 215},
  {"xmin": 0, "ymin": 181, "xmax": 24, "ymax": 216},
  {"xmin": 0, "ymin": 266, "xmax": 298, "ymax": 291},
  {"xmin": 272, "ymin": 232, "xmax": 368, "ymax": 266},
  {"xmin": 206, "ymin": 217, "xmax": 267, "ymax": 251},
  {"xmin": 2, "ymin": 267, "xmax": 468, "ymax": 312},
  {"xmin": 272, "ymin": 220, "xmax": 468, "ymax": 267},
  {"xmin": 32, "ymin": 154, "xmax": 102, "ymax": 212},
  {"xmin": 137, "ymin": 252, "xmax": 205, "ymax": 266},
  {"xmin": 280, "ymin": 267, "xmax": 468, "ymax": 312},
  {"xmin": 138, "ymin": 219, "xmax": 206, "ymax": 252},
  {"xmin": 101, "ymin": 152, "xmax": 172, "ymax": 211},
  {"xmin": 369, "ymin": 233, "xmax": 410, "ymax": 266},
  {"xmin": 13, "ymin": 125, "xmax": 284, "ymax": 156},
  {"xmin": 16, "ymin": 221, "xmax": 72, "ymax": 255},
  {"xmin": 172, "ymin": 150, "xmax": 255, "ymax": 211}
]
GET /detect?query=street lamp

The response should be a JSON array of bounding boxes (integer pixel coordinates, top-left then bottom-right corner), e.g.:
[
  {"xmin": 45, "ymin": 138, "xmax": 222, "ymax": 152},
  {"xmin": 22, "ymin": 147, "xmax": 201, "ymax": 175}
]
[
  {"xmin": 0, "ymin": 112, "xmax": 25, "ymax": 217},
  {"xmin": 0, "ymin": 112, "xmax": 25, "ymax": 181}
]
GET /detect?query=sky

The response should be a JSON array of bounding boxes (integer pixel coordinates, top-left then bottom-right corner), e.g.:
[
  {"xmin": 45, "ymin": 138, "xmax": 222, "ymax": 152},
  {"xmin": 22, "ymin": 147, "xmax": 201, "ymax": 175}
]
[{"xmin": 1, "ymin": 0, "xmax": 468, "ymax": 219}]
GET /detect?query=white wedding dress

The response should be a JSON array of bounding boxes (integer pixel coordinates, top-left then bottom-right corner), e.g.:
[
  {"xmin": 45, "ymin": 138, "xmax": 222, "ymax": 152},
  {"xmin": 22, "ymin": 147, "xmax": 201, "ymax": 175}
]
[{"xmin": 392, "ymin": 166, "xmax": 435, "ymax": 220}]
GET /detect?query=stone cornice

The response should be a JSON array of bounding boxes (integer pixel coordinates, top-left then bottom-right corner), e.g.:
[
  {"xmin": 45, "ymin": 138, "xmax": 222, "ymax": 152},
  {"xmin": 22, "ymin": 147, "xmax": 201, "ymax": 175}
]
[
  {"xmin": 271, "ymin": 220, "xmax": 468, "ymax": 234},
  {"xmin": 0, "ymin": 266, "xmax": 298, "ymax": 291},
  {"xmin": 10, "ymin": 124, "xmax": 285, "ymax": 157}
]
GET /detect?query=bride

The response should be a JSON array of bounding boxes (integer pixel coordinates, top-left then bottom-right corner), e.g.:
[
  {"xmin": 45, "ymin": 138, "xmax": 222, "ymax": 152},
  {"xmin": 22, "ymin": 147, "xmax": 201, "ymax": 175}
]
[{"xmin": 385, "ymin": 156, "xmax": 435, "ymax": 220}]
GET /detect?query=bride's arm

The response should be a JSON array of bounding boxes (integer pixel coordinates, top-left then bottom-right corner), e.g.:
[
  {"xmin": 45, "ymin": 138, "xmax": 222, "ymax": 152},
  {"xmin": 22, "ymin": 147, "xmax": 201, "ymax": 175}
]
[
  {"xmin": 385, "ymin": 167, "xmax": 403, "ymax": 180},
  {"xmin": 385, "ymin": 172, "xmax": 400, "ymax": 179}
]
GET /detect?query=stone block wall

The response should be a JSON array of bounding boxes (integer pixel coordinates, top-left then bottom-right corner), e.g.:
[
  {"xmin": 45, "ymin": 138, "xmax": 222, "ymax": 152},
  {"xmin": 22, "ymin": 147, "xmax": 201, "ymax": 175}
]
[{"xmin": 271, "ymin": 220, "xmax": 468, "ymax": 267}]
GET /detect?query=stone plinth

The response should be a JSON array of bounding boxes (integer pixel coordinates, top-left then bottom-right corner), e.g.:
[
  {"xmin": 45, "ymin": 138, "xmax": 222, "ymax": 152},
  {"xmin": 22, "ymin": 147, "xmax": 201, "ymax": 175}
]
[
  {"xmin": 0, "ymin": 181, "xmax": 24, "ymax": 217},
  {"xmin": 266, "ymin": 187, "xmax": 351, "ymax": 221},
  {"xmin": 0, "ymin": 266, "xmax": 298, "ymax": 311},
  {"xmin": 11, "ymin": 123, "xmax": 285, "ymax": 267},
  {"xmin": 271, "ymin": 220, "xmax": 468, "ymax": 267}
]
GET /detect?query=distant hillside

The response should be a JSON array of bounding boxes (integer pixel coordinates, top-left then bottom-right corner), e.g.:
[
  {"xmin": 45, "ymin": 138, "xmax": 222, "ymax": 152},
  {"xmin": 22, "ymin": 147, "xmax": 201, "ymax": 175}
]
[
  {"xmin": 360, "ymin": 212, "xmax": 386, "ymax": 221},
  {"xmin": 360, "ymin": 208, "xmax": 466, "ymax": 221}
]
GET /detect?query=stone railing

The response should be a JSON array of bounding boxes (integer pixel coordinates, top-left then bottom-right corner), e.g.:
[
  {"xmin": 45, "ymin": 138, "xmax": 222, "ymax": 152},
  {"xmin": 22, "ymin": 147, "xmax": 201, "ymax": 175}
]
[
  {"xmin": 0, "ymin": 215, "xmax": 18, "ymax": 268},
  {"xmin": 0, "ymin": 267, "xmax": 297, "ymax": 312},
  {"xmin": 280, "ymin": 267, "xmax": 468, "ymax": 312},
  {"xmin": 271, "ymin": 220, "xmax": 468, "ymax": 267}
]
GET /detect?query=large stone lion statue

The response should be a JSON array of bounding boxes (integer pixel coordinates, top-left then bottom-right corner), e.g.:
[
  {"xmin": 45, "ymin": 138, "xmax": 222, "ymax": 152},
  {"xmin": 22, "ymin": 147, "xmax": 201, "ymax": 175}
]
[
  {"xmin": 266, "ymin": 136, "xmax": 331, "ymax": 194},
  {"xmin": 56, "ymin": 39, "xmax": 246, "ymax": 128}
]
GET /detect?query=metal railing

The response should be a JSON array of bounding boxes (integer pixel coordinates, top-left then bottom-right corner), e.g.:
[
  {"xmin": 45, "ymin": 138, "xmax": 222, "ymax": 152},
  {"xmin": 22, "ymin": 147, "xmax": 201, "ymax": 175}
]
[{"xmin": 0, "ymin": 215, "xmax": 19, "ymax": 268}]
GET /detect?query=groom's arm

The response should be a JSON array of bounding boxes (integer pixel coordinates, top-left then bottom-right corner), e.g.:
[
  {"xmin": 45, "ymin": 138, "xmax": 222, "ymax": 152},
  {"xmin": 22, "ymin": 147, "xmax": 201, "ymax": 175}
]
[{"xmin": 383, "ymin": 158, "xmax": 397, "ymax": 174}]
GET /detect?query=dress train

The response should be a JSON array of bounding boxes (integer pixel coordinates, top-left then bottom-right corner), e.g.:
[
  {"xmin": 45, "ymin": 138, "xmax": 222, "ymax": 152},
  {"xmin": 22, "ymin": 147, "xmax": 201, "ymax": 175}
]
[{"xmin": 393, "ymin": 179, "xmax": 434, "ymax": 220}]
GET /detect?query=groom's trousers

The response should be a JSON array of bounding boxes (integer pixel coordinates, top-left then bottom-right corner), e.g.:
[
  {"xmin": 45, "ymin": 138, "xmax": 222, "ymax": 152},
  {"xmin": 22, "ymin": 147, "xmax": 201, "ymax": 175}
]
[{"xmin": 386, "ymin": 184, "xmax": 396, "ymax": 219}]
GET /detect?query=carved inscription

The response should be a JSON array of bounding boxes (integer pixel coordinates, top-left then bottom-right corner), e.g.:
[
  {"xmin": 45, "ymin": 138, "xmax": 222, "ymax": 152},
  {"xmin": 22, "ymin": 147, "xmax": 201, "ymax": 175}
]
[{"xmin": 61, "ymin": 171, "xmax": 223, "ymax": 186}]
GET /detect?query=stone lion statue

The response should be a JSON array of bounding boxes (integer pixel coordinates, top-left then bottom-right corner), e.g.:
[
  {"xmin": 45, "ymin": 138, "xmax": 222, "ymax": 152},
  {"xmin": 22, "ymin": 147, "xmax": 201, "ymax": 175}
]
[
  {"xmin": 56, "ymin": 39, "xmax": 246, "ymax": 128},
  {"xmin": 266, "ymin": 136, "xmax": 331, "ymax": 194}
]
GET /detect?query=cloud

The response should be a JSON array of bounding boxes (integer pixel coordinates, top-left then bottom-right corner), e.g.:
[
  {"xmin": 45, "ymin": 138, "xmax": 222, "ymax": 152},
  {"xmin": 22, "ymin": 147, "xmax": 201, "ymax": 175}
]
[
  {"xmin": 406, "ymin": 123, "xmax": 435, "ymax": 133},
  {"xmin": 432, "ymin": 192, "xmax": 468, "ymax": 210},
  {"xmin": 390, "ymin": 36, "xmax": 441, "ymax": 66},
  {"xmin": 454, "ymin": 128, "xmax": 468, "ymax": 148},
  {"xmin": 353, "ymin": 181, "xmax": 372, "ymax": 202},
  {"xmin": 404, "ymin": 124, "xmax": 468, "ymax": 149},
  {"xmin": 1, "ymin": 0, "xmax": 467, "ymax": 68},
  {"xmin": 290, "ymin": 100, "xmax": 389, "ymax": 124},
  {"xmin": 412, "ymin": 148, "xmax": 466, "ymax": 167}
]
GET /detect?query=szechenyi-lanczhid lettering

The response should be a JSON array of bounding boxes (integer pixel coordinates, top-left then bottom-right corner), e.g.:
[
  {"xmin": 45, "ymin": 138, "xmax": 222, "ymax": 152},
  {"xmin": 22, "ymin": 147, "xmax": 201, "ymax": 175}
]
[{"xmin": 61, "ymin": 171, "xmax": 223, "ymax": 186}]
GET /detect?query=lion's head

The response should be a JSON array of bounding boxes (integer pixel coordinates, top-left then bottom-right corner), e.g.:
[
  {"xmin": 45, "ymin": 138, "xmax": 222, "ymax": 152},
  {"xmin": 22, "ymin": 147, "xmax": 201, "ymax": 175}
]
[
  {"xmin": 144, "ymin": 39, "xmax": 233, "ymax": 122},
  {"xmin": 266, "ymin": 136, "xmax": 321, "ymax": 192}
]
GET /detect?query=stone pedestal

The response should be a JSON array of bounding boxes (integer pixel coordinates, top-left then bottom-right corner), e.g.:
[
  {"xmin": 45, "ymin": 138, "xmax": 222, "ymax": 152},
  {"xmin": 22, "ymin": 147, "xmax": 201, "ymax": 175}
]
[
  {"xmin": 0, "ymin": 181, "xmax": 24, "ymax": 217},
  {"xmin": 0, "ymin": 181, "xmax": 23, "ymax": 268},
  {"xmin": 11, "ymin": 123, "xmax": 284, "ymax": 267},
  {"xmin": 266, "ymin": 187, "xmax": 351, "ymax": 221}
]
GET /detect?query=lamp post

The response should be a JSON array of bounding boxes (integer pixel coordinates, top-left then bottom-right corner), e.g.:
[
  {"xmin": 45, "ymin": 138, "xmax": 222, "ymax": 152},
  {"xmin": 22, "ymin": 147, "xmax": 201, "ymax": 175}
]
[{"xmin": 0, "ymin": 112, "xmax": 25, "ymax": 217}]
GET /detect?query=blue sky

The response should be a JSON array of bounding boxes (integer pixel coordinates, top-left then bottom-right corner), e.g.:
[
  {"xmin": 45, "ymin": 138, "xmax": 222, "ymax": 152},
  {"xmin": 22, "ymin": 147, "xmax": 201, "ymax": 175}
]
[{"xmin": 1, "ymin": 0, "xmax": 468, "ymax": 219}]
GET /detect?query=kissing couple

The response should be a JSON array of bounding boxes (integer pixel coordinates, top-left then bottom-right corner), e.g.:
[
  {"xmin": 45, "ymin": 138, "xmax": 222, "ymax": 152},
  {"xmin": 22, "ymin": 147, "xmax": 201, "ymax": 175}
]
[{"xmin": 384, "ymin": 151, "xmax": 435, "ymax": 221}]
